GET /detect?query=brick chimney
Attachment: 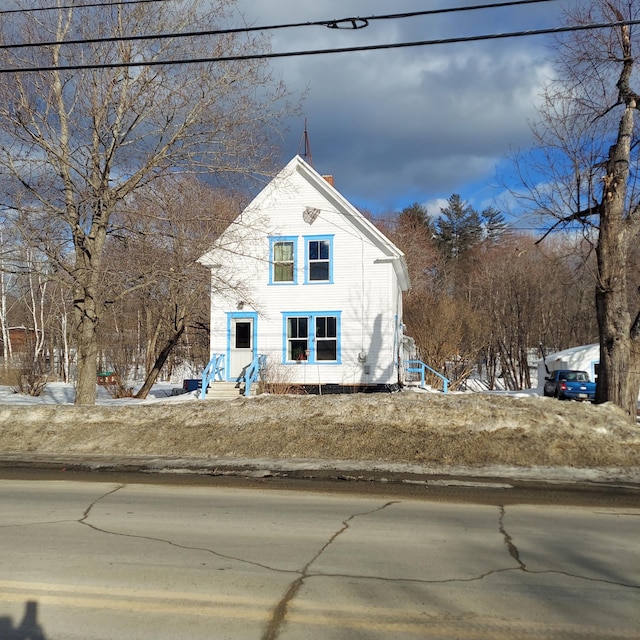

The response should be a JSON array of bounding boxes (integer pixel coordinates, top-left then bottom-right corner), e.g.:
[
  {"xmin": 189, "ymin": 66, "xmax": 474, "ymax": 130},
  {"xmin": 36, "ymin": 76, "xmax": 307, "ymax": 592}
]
[{"xmin": 322, "ymin": 175, "xmax": 334, "ymax": 187}]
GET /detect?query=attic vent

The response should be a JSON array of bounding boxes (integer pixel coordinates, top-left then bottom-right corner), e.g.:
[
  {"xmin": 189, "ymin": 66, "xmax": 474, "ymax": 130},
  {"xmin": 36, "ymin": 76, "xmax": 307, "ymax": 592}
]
[{"xmin": 303, "ymin": 206, "xmax": 320, "ymax": 225}]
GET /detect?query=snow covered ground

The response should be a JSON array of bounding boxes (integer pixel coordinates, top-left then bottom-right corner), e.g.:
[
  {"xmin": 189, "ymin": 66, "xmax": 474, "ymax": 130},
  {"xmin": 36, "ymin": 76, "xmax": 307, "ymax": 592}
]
[
  {"xmin": 0, "ymin": 342, "xmax": 603, "ymax": 407},
  {"xmin": 0, "ymin": 376, "xmax": 545, "ymax": 406},
  {"xmin": 0, "ymin": 381, "xmax": 198, "ymax": 405}
]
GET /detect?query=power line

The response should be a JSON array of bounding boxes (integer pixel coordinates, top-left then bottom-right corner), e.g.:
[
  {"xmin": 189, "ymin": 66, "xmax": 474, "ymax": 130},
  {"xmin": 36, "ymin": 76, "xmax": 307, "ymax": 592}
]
[
  {"xmin": 342, "ymin": 0, "xmax": 562, "ymax": 24},
  {"xmin": 0, "ymin": 18, "xmax": 637, "ymax": 75},
  {"xmin": 0, "ymin": 0, "xmax": 561, "ymax": 51},
  {"xmin": 0, "ymin": 0, "xmax": 172, "ymax": 15},
  {"xmin": 0, "ymin": 0, "xmax": 560, "ymax": 19}
]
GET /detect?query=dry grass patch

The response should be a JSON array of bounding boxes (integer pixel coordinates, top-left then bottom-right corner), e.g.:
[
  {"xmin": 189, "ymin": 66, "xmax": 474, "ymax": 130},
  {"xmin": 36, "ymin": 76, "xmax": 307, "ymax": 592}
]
[{"xmin": 0, "ymin": 393, "xmax": 638, "ymax": 469}]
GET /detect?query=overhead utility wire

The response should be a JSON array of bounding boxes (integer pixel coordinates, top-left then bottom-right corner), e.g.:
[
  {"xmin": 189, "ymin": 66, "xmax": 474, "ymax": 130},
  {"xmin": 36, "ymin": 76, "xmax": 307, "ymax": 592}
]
[
  {"xmin": 0, "ymin": 0, "xmax": 561, "ymax": 50},
  {"xmin": 1, "ymin": 18, "xmax": 636, "ymax": 75},
  {"xmin": 0, "ymin": 0, "xmax": 170, "ymax": 14},
  {"xmin": 0, "ymin": 0, "xmax": 559, "ymax": 18}
]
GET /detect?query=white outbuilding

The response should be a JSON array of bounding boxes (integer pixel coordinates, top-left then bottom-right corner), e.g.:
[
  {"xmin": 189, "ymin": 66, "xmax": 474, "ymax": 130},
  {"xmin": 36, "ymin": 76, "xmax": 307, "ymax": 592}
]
[{"xmin": 537, "ymin": 343, "xmax": 600, "ymax": 392}]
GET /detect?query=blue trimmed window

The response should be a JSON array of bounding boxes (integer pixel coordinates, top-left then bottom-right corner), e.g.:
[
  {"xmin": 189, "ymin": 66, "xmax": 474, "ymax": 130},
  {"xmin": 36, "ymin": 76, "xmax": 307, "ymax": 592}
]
[
  {"xmin": 283, "ymin": 312, "xmax": 341, "ymax": 363},
  {"xmin": 269, "ymin": 236, "xmax": 297, "ymax": 284},
  {"xmin": 304, "ymin": 235, "xmax": 333, "ymax": 283}
]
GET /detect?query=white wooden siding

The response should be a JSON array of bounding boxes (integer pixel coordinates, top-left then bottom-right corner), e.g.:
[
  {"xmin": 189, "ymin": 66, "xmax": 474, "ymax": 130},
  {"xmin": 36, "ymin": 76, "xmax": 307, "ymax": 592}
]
[{"xmin": 204, "ymin": 158, "xmax": 407, "ymax": 386}]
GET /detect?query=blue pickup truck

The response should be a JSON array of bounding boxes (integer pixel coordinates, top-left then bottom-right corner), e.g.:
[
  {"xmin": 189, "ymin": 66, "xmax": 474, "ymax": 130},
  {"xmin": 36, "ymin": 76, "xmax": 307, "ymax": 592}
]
[{"xmin": 543, "ymin": 369, "xmax": 596, "ymax": 401}]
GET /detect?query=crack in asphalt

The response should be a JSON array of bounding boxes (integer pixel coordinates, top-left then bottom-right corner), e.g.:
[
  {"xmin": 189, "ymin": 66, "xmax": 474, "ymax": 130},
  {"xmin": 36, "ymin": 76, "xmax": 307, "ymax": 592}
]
[
  {"xmin": 76, "ymin": 488, "xmax": 639, "ymax": 638},
  {"xmin": 531, "ymin": 569, "xmax": 640, "ymax": 589},
  {"xmin": 261, "ymin": 500, "xmax": 399, "ymax": 640},
  {"xmin": 80, "ymin": 484, "xmax": 125, "ymax": 522},
  {"xmin": 0, "ymin": 519, "xmax": 78, "ymax": 528},
  {"xmin": 499, "ymin": 505, "xmax": 526, "ymax": 570},
  {"xmin": 78, "ymin": 484, "xmax": 295, "ymax": 574},
  {"xmin": 498, "ymin": 506, "xmax": 640, "ymax": 590}
]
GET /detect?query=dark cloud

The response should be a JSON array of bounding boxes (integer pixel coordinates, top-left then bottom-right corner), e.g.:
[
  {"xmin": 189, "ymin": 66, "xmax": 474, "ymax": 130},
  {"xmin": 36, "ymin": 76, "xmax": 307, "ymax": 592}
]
[{"xmin": 236, "ymin": 0, "xmax": 568, "ymax": 212}]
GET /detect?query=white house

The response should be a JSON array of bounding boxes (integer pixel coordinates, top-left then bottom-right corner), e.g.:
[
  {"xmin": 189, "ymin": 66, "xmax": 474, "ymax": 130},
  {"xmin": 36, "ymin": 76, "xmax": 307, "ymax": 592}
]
[{"xmin": 198, "ymin": 155, "xmax": 411, "ymax": 395}]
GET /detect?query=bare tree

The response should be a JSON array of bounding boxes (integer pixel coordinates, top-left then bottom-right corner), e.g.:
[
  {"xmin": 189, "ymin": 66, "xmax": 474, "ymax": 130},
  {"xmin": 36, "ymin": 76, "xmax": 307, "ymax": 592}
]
[
  {"xmin": 0, "ymin": 0, "xmax": 291, "ymax": 403},
  {"xmin": 119, "ymin": 178, "xmax": 240, "ymax": 399},
  {"xmin": 511, "ymin": 0, "xmax": 640, "ymax": 420},
  {"xmin": 404, "ymin": 291, "xmax": 487, "ymax": 390},
  {"xmin": 0, "ymin": 232, "xmax": 15, "ymax": 370},
  {"xmin": 379, "ymin": 208, "xmax": 487, "ymax": 389}
]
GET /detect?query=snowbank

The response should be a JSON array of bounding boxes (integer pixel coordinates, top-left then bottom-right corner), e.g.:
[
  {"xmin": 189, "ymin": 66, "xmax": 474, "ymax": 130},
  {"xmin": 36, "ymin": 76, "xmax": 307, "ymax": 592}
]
[{"xmin": 0, "ymin": 389, "xmax": 638, "ymax": 474}]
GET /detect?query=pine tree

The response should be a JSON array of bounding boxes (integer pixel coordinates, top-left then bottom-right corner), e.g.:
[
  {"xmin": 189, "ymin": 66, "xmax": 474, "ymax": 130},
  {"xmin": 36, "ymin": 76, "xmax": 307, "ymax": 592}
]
[
  {"xmin": 481, "ymin": 206, "xmax": 509, "ymax": 244},
  {"xmin": 398, "ymin": 202, "xmax": 435, "ymax": 236},
  {"xmin": 435, "ymin": 195, "xmax": 482, "ymax": 259}
]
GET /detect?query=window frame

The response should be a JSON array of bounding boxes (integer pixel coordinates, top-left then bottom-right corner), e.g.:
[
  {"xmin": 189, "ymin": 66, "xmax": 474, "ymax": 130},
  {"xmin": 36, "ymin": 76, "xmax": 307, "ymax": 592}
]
[
  {"xmin": 314, "ymin": 315, "xmax": 338, "ymax": 362},
  {"xmin": 286, "ymin": 316, "xmax": 309, "ymax": 362},
  {"xmin": 269, "ymin": 236, "xmax": 298, "ymax": 285},
  {"xmin": 282, "ymin": 311, "xmax": 341, "ymax": 364},
  {"xmin": 304, "ymin": 235, "xmax": 334, "ymax": 284}
]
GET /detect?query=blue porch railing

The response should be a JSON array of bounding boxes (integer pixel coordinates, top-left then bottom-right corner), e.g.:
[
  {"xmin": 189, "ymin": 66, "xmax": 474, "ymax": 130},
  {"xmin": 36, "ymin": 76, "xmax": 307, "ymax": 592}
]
[
  {"xmin": 200, "ymin": 353, "xmax": 225, "ymax": 399},
  {"xmin": 405, "ymin": 359, "xmax": 450, "ymax": 393},
  {"xmin": 200, "ymin": 352, "xmax": 266, "ymax": 399},
  {"xmin": 243, "ymin": 354, "xmax": 266, "ymax": 397}
]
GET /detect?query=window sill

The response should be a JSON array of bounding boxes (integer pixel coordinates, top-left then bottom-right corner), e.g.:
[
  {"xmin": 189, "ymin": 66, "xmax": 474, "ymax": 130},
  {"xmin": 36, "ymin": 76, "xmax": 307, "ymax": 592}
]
[{"xmin": 284, "ymin": 361, "xmax": 341, "ymax": 365}]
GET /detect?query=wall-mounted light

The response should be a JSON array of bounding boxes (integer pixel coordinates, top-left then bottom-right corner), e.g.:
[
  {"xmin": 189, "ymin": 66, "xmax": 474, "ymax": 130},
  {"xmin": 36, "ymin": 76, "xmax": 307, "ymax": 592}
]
[{"xmin": 236, "ymin": 301, "xmax": 245, "ymax": 310}]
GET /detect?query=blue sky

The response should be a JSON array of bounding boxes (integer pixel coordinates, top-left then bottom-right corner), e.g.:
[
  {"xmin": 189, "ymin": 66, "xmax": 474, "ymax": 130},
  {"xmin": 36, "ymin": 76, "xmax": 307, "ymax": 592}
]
[{"xmin": 234, "ymin": 0, "xmax": 570, "ymax": 219}]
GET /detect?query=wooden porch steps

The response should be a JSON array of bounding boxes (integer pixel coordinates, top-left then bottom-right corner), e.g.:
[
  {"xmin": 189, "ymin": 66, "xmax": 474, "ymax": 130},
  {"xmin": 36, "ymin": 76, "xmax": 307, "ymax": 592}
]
[{"xmin": 203, "ymin": 381, "xmax": 243, "ymax": 399}]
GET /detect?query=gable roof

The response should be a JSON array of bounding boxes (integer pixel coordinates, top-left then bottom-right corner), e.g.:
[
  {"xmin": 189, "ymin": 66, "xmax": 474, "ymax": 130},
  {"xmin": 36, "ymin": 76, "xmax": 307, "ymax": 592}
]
[{"xmin": 201, "ymin": 155, "xmax": 410, "ymax": 291}]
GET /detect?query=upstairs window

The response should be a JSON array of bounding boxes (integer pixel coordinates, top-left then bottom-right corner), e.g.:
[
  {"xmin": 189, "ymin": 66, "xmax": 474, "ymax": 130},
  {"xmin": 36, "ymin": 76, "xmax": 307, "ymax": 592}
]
[
  {"xmin": 305, "ymin": 235, "xmax": 333, "ymax": 283},
  {"xmin": 270, "ymin": 237, "xmax": 297, "ymax": 284}
]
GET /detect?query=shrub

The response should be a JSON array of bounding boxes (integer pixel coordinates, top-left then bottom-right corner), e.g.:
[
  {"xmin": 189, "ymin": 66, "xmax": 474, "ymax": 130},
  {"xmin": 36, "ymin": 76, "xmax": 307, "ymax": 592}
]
[
  {"xmin": 258, "ymin": 362, "xmax": 303, "ymax": 395},
  {"xmin": 8, "ymin": 359, "xmax": 48, "ymax": 397}
]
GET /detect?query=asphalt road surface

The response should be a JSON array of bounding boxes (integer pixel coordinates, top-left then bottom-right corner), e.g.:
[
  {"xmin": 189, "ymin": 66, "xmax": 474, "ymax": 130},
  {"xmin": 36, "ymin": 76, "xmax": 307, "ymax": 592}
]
[{"xmin": 0, "ymin": 476, "xmax": 638, "ymax": 640}]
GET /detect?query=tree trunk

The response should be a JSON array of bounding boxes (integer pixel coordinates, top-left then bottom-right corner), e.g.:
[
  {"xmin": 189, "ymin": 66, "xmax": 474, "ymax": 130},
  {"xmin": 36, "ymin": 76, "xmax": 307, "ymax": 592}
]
[
  {"xmin": 74, "ymin": 287, "xmax": 100, "ymax": 405},
  {"xmin": 594, "ymin": 83, "xmax": 640, "ymax": 420},
  {"xmin": 134, "ymin": 322, "xmax": 185, "ymax": 399},
  {"xmin": 60, "ymin": 292, "xmax": 70, "ymax": 384},
  {"xmin": 0, "ymin": 263, "xmax": 11, "ymax": 370},
  {"xmin": 596, "ymin": 287, "xmax": 640, "ymax": 419},
  {"xmin": 72, "ymin": 224, "xmax": 107, "ymax": 404},
  {"xmin": 595, "ymin": 229, "xmax": 640, "ymax": 417},
  {"xmin": 145, "ymin": 311, "xmax": 162, "ymax": 374}
]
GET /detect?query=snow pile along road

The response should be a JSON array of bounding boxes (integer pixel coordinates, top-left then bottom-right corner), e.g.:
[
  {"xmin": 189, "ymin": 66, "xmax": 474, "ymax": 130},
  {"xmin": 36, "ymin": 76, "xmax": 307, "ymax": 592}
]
[{"xmin": 0, "ymin": 392, "xmax": 638, "ymax": 470}]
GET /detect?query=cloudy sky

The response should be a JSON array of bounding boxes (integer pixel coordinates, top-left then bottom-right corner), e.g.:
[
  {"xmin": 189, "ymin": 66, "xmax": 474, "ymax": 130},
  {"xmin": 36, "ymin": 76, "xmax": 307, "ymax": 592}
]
[{"xmin": 234, "ymin": 0, "xmax": 569, "ymax": 217}]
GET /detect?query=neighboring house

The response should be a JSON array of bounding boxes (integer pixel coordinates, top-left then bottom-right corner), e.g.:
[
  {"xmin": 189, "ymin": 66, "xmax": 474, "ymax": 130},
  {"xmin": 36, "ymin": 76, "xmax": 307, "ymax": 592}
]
[
  {"xmin": 0, "ymin": 327, "xmax": 39, "ymax": 358},
  {"xmin": 537, "ymin": 343, "xmax": 640, "ymax": 402},
  {"xmin": 198, "ymin": 155, "xmax": 411, "ymax": 394}
]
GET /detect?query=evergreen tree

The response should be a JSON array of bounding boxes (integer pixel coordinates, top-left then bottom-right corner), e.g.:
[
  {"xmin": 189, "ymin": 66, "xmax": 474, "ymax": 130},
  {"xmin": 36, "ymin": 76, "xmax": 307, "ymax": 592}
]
[
  {"xmin": 481, "ymin": 206, "xmax": 509, "ymax": 244},
  {"xmin": 435, "ymin": 195, "xmax": 482, "ymax": 259},
  {"xmin": 398, "ymin": 202, "xmax": 435, "ymax": 236}
]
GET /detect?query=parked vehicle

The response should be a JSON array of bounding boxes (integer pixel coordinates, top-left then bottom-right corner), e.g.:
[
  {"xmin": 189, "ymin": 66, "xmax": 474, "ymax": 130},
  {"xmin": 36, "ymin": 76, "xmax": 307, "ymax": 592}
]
[{"xmin": 543, "ymin": 369, "xmax": 596, "ymax": 401}]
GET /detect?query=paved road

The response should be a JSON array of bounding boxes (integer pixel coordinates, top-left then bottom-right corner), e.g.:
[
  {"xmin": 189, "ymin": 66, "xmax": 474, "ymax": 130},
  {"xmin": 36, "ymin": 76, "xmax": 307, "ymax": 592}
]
[{"xmin": 1, "ymin": 478, "xmax": 638, "ymax": 639}]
